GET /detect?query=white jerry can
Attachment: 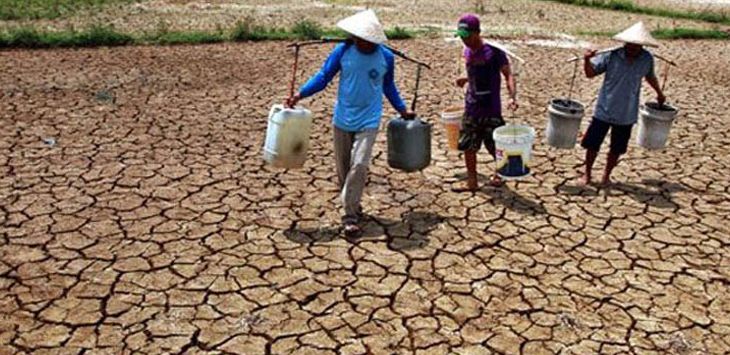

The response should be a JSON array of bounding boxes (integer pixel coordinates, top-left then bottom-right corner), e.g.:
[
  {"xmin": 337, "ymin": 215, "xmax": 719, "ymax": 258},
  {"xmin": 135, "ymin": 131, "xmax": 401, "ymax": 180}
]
[{"xmin": 263, "ymin": 104, "xmax": 312, "ymax": 169}]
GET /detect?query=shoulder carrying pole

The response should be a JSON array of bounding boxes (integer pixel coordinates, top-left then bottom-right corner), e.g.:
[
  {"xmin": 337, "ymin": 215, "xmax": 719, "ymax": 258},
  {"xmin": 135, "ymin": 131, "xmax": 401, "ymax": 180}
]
[
  {"xmin": 566, "ymin": 46, "xmax": 677, "ymax": 67},
  {"xmin": 287, "ymin": 38, "xmax": 431, "ymax": 68},
  {"xmin": 286, "ymin": 38, "xmax": 432, "ymax": 113}
]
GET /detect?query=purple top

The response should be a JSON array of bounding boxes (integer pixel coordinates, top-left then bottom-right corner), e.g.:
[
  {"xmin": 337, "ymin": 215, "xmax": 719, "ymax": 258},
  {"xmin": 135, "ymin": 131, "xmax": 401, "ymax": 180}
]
[{"xmin": 464, "ymin": 43, "xmax": 507, "ymax": 118}]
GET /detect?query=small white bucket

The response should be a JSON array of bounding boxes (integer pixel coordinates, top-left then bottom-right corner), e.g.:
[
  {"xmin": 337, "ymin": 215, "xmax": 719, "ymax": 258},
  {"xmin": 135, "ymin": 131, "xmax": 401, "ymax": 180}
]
[
  {"xmin": 546, "ymin": 98, "xmax": 585, "ymax": 149},
  {"xmin": 637, "ymin": 102, "xmax": 678, "ymax": 150},
  {"xmin": 493, "ymin": 124, "xmax": 536, "ymax": 180}
]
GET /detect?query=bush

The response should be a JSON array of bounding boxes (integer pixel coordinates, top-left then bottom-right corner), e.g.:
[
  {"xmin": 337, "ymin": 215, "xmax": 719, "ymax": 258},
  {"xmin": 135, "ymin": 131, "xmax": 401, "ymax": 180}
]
[
  {"xmin": 0, "ymin": 25, "xmax": 132, "ymax": 48},
  {"xmin": 652, "ymin": 28, "xmax": 730, "ymax": 40},
  {"xmin": 386, "ymin": 26, "xmax": 415, "ymax": 40},
  {"xmin": 291, "ymin": 20, "xmax": 323, "ymax": 40}
]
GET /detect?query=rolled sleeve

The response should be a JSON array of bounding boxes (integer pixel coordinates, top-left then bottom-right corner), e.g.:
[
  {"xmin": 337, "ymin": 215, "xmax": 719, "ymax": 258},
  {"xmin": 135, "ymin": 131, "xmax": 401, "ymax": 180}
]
[{"xmin": 591, "ymin": 52, "xmax": 610, "ymax": 75}]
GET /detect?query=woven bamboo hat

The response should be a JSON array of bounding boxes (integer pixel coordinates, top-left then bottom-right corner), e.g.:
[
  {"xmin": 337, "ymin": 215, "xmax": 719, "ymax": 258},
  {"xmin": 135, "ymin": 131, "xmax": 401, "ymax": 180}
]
[
  {"xmin": 336, "ymin": 9, "xmax": 388, "ymax": 44},
  {"xmin": 613, "ymin": 21, "xmax": 660, "ymax": 47}
]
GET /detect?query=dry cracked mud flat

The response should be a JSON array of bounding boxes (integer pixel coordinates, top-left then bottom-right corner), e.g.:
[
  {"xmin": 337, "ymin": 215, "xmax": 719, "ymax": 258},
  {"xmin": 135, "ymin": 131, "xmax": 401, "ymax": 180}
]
[
  {"xmin": 1, "ymin": 38, "xmax": 729, "ymax": 354},
  {"xmin": 3, "ymin": 0, "xmax": 728, "ymax": 36}
]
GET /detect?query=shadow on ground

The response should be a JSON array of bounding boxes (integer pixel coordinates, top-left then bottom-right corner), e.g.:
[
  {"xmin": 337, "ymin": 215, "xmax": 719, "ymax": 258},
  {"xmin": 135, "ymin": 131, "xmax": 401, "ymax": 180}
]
[
  {"xmin": 606, "ymin": 179, "xmax": 686, "ymax": 209},
  {"xmin": 480, "ymin": 184, "xmax": 548, "ymax": 215},
  {"xmin": 557, "ymin": 178, "xmax": 686, "ymax": 209},
  {"xmin": 284, "ymin": 211, "xmax": 446, "ymax": 250}
]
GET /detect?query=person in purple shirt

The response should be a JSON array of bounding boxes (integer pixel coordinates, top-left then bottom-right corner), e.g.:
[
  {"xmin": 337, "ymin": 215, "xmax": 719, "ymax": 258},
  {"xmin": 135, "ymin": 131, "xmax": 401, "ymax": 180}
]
[{"xmin": 452, "ymin": 14, "xmax": 518, "ymax": 192}]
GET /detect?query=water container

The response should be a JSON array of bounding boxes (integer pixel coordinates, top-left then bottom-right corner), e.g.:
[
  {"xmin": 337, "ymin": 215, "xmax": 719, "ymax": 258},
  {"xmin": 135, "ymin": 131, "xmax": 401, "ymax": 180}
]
[
  {"xmin": 440, "ymin": 106, "xmax": 462, "ymax": 151},
  {"xmin": 493, "ymin": 124, "xmax": 536, "ymax": 180},
  {"xmin": 263, "ymin": 104, "xmax": 312, "ymax": 169},
  {"xmin": 387, "ymin": 116, "xmax": 432, "ymax": 172},
  {"xmin": 546, "ymin": 98, "xmax": 584, "ymax": 149},
  {"xmin": 637, "ymin": 102, "xmax": 678, "ymax": 150}
]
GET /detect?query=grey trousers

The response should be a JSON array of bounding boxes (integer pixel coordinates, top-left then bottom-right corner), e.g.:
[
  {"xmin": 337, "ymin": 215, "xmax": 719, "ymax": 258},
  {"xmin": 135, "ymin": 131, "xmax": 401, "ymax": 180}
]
[{"xmin": 333, "ymin": 126, "xmax": 378, "ymax": 224}]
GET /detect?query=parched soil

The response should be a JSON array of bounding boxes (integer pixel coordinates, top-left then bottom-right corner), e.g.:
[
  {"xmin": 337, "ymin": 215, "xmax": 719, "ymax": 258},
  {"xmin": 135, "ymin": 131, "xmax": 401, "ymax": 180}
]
[
  {"xmin": 2, "ymin": 0, "xmax": 730, "ymax": 351},
  {"xmin": 1, "ymin": 36, "xmax": 729, "ymax": 353}
]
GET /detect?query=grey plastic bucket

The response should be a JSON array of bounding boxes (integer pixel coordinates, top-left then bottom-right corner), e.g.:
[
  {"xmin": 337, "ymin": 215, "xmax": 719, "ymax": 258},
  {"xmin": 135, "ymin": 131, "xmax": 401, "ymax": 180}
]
[
  {"xmin": 546, "ymin": 98, "xmax": 585, "ymax": 149},
  {"xmin": 637, "ymin": 102, "xmax": 678, "ymax": 150}
]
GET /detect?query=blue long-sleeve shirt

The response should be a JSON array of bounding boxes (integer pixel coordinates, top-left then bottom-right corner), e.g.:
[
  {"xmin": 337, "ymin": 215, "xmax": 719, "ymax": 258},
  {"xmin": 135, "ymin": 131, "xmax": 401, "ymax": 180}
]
[{"xmin": 299, "ymin": 43, "xmax": 407, "ymax": 132}]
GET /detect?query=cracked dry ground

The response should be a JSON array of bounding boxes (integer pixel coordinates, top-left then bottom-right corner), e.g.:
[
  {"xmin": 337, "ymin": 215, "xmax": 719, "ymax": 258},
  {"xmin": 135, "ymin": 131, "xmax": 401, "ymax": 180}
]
[{"xmin": 1, "ymin": 40, "xmax": 729, "ymax": 354}]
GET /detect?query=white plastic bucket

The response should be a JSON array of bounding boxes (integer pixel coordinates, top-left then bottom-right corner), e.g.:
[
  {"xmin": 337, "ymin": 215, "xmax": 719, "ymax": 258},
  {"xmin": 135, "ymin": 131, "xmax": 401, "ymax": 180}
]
[
  {"xmin": 493, "ymin": 124, "xmax": 536, "ymax": 180},
  {"xmin": 440, "ymin": 106, "xmax": 462, "ymax": 150},
  {"xmin": 637, "ymin": 102, "xmax": 678, "ymax": 150},
  {"xmin": 546, "ymin": 98, "xmax": 584, "ymax": 149},
  {"xmin": 263, "ymin": 104, "xmax": 312, "ymax": 169}
]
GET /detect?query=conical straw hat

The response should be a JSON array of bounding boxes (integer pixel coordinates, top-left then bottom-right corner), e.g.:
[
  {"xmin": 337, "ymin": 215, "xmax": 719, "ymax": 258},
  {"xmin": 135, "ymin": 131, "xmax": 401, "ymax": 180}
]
[
  {"xmin": 613, "ymin": 21, "xmax": 659, "ymax": 47},
  {"xmin": 336, "ymin": 9, "xmax": 388, "ymax": 44}
]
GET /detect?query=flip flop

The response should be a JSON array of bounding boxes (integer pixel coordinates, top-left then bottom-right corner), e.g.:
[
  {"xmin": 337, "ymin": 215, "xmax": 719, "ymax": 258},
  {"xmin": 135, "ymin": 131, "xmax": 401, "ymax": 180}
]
[{"xmin": 343, "ymin": 223, "xmax": 362, "ymax": 238}]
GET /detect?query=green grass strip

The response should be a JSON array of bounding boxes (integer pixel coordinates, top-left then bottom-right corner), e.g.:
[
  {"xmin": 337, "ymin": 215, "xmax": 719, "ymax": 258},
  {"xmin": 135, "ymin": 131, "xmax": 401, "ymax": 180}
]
[
  {"xmin": 0, "ymin": 21, "xmax": 417, "ymax": 49},
  {"xmin": 542, "ymin": 0, "xmax": 730, "ymax": 26},
  {"xmin": 0, "ymin": 25, "xmax": 133, "ymax": 48},
  {"xmin": 229, "ymin": 20, "xmax": 414, "ymax": 42},
  {"xmin": 652, "ymin": 27, "xmax": 729, "ymax": 39},
  {"xmin": 576, "ymin": 30, "xmax": 616, "ymax": 37},
  {"xmin": 578, "ymin": 27, "xmax": 730, "ymax": 39}
]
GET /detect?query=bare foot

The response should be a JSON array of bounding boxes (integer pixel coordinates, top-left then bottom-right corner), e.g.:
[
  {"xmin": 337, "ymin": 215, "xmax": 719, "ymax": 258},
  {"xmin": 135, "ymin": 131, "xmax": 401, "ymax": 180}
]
[
  {"xmin": 451, "ymin": 180, "xmax": 478, "ymax": 192},
  {"xmin": 579, "ymin": 175, "xmax": 592, "ymax": 186},
  {"xmin": 488, "ymin": 174, "xmax": 504, "ymax": 187}
]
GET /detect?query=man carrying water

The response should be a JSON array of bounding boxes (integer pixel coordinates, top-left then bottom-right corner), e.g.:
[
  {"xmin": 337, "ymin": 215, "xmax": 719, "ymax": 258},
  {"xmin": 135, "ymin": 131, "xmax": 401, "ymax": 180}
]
[
  {"xmin": 581, "ymin": 21, "xmax": 667, "ymax": 185},
  {"xmin": 452, "ymin": 14, "xmax": 519, "ymax": 192},
  {"xmin": 286, "ymin": 10, "xmax": 414, "ymax": 237}
]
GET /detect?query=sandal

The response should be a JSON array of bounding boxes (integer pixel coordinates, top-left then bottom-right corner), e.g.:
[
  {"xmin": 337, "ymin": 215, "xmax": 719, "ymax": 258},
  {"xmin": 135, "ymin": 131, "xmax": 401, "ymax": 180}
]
[{"xmin": 343, "ymin": 223, "xmax": 362, "ymax": 238}]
